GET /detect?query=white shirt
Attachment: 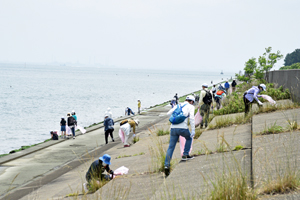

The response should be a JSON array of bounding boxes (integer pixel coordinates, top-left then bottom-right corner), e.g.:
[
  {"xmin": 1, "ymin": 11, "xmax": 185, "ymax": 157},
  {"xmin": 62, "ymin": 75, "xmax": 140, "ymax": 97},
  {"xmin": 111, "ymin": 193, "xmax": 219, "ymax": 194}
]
[{"xmin": 167, "ymin": 101, "xmax": 195, "ymax": 134}]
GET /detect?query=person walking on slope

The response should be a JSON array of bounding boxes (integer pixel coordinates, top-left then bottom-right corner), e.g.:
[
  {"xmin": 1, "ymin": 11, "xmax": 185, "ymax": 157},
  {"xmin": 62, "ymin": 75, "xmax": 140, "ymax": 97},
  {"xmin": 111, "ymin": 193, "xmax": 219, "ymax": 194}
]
[
  {"xmin": 125, "ymin": 107, "xmax": 135, "ymax": 116},
  {"xmin": 215, "ymin": 89, "xmax": 227, "ymax": 110},
  {"xmin": 224, "ymin": 81, "xmax": 230, "ymax": 94},
  {"xmin": 199, "ymin": 83, "xmax": 213, "ymax": 129},
  {"xmin": 67, "ymin": 113, "xmax": 77, "ymax": 139},
  {"xmin": 164, "ymin": 95, "xmax": 195, "ymax": 177},
  {"xmin": 104, "ymin": 114, "xmax": 115, "ymax": 144},
  {"xmin": 83, "ymin": 154, "xmax": 114, "ymax": 192},
  {"xmin": 174, "ymin": 93, "xmax": 179, "ymax": 105},
  {"xmin": 244, "ymin": 84, "xmax": 266, "ymax": 114},
  {"xmin": 120, "ymin": 119, "xmax": 139, "ymax": 147},
  {"xmin": 231, "ymin": 79, "xmax": 237, "ymax": 92},
  {"xmin": 137, "ymin": 100, "xmax": 141, "ymax": 114}
]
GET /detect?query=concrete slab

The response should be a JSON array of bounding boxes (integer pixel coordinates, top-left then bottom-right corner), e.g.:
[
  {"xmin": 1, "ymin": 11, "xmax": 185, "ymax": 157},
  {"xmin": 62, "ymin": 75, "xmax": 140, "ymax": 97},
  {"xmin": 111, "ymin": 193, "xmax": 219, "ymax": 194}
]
[
  {"xmin": 150, "ymin": 150, "xmax": 251, "ymax": 200},
  {"xmin": 193, "ymin": 124, "xmax": 251, "ymax": 153},
  {"xmin": 253, "ymin": 108, "xmax": 300, "ymax": 134},
  {"xmin": 253, "ymin": 131, "xmax": 300, "ymax": 194},
  {"xmin": 209, "ymin": 113, "xmax": 245, "ymax": 128}
]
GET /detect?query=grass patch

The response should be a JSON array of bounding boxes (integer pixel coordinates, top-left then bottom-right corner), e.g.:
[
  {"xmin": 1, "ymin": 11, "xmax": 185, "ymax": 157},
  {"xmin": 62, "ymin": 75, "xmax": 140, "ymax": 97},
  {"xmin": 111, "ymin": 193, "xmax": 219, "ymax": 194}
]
[
  {"xmin": 157, "ymin": 129, "xmax": 170, "ymax": 136},
  {"xmin": 133, "ymin": 136, "xmax": 140, "ymax": 143},
  {"xmin": 116, "ymin": 152, "xmax": 145, "ymax": 159},
  {"xmin": 208, "ymin": 114, "xmax": 251, "ymax": 130},
  {"xmin": 194, "ymin": 128, "xmax": 204, "ymax": 139},
  {"xmin": 233, "ymin": 145, "xmax": 244, "ymax": 151},
  {"xmin": 258, "ymin": 122, "xmax": 283, "ymax": 135},
  {"xmin": 88, "ymin": 178, "xmax": 110, "ymax": 193},
  {"xmin": 205, "ymin": 138, "xmax": 257, "ymax": 200}
]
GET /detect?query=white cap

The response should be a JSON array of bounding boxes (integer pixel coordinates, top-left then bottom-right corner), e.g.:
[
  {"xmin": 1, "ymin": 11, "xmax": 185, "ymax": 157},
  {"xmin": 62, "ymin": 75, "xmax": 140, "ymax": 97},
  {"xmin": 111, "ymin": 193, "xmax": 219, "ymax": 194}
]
[
  {"xmin": 107, "ymin": 107, "xmax": 111, "ymax": 111},
  {"xmin": 186, "ymin": 95, "xmax": 195, "ymax": 102},
  {"xmin": 104, "ymin": 114, "xmax": 109, "ymax": 117},
  {"xmin": 202, "ymin": 83, "xmax": 208, "ymax": 88},
  {"xmin": 61, "ymin": 116, "xmax": 64, "ymax": 119},
  {"xmin": 259, "ymin": 84, "xmax": 267, "ymax": 91}
]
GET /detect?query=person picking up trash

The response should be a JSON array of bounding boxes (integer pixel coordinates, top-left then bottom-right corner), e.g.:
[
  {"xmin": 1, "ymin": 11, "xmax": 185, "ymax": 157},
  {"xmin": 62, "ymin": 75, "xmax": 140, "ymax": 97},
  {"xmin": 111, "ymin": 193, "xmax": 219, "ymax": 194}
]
[
  {"xmin": 83, "ymin": 154, "xmax": 114, "ymax": 192},
  {"xmin": 198, "ymin": 83, "xmax": 213, "ymax": 129},
  {"xmin": 243, "ymin": 84, "xmax": 266, "ymax": 114},
  {"xmin": 164, "ymin": 95, "xmax": 195, "ymax": 177},
  {"xmin": 125, "ymin": 107, "xmax": 135, "ymax": 116},
  {"xmin": 119, "ymin": 118, "xmax": 139, "ymax": 147}
]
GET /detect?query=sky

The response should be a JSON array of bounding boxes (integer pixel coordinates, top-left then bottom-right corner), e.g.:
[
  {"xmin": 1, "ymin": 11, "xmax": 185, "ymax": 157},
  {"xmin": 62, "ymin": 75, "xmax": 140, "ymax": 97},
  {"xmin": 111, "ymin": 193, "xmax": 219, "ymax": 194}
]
[{"xmin": 0, "ymin": 0, "xmax": 299, "ymax": 71}]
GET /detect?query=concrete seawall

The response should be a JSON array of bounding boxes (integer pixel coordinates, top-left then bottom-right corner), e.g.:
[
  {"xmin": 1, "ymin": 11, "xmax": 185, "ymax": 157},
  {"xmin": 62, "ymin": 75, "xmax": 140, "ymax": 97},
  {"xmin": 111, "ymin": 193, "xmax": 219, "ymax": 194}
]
[{"xmin": 267, "ymin": 69, "xmax": 300, "ymax": 102}]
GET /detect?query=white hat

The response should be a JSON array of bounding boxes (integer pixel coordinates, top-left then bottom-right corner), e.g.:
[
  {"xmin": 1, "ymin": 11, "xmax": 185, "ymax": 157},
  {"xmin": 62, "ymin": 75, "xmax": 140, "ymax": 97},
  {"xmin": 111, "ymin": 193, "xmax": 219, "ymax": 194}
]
[
  {"xmin": 259, "ymin": 84, "xmax": 267, "ymax": 91},
  {"xmin": 202, "ymin": 83, "xmax": 208, "ymax": 88},
  {"xmin": 107, "ymin": 107, "xmax": 111, "ymax": 111},
  {"xmin": 104, "ymin": 113, "xmax": 109, "ymax": 117},
  {"xmin": 134, "ymin": 119, "xmax": 140, "ymax": 126},
  {"xmin": 61, "ymin": 116, "xmax": 64, "ymax": 119},
  {"xmin": 186, "ymin": 95, "xmax": 195, "ymax": 102}
]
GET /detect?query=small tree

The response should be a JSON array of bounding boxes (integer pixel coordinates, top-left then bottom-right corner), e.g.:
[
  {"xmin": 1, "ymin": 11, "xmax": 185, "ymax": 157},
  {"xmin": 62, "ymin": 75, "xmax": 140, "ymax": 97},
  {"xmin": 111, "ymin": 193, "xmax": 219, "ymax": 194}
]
[{"xmin": 257, "ymin": 47, "xmax": 283, "ymax": 81}]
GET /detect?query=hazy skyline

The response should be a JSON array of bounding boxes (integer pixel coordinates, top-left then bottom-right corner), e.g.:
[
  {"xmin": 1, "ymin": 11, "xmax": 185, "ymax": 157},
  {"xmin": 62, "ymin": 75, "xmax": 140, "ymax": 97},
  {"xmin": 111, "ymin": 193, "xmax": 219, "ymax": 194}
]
[{"xmin": 0, "ymin": 0, "xmax": 299, "ymax": 71}]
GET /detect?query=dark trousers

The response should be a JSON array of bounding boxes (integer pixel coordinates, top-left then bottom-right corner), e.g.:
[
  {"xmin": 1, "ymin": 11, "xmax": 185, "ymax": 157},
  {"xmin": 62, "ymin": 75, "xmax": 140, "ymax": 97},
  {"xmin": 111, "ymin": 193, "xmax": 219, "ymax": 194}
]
[
  {"xmin": 71, "ymin": 127, "xmax": 75, "ymax": 136},
  {"xmin": 243, "ymin": 94, "xmax": 252, "ymax": 114},
  {"xmin": 105, "ymin": 129, "xmax": 114, "ymax": 144}
]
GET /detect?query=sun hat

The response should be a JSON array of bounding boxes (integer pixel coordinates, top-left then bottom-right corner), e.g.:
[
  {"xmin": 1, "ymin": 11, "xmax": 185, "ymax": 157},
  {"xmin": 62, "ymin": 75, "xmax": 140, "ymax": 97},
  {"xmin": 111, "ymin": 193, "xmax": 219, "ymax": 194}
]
[
  {"xmin": 134, "ymin": 119, "xmax": 140, "ymax": 126},
  {"xmin": 99, "ymin": 154, "xmax": 111, "ymax": 165}
]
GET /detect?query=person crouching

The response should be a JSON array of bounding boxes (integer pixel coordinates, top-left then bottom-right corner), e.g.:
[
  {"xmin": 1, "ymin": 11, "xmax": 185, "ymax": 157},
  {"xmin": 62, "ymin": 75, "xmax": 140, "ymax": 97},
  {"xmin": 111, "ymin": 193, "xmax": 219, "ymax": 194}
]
[{"xmin": 83, "ymin": 154, "xmax": 114, "ymax": 192}]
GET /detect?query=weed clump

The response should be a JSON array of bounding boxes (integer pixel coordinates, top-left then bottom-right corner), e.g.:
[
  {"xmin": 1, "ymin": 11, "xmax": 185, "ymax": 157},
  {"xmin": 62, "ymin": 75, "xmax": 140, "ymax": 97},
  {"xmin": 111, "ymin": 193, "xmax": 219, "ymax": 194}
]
[{"xmin": 157, "ymin": 129, "xmax": 170, "ymax": 136}]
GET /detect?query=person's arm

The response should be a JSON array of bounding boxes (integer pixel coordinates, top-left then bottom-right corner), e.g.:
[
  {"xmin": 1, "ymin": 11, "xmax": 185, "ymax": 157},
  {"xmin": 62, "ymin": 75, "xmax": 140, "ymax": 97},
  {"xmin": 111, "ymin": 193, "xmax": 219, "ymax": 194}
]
[
  {"xmin": 198, "ymin": 91, "xmax": 204, "ymax": 107},
  {"xmin": 253, "ymin": 89, "xmax": 263, "ymax": 105},
  {"xmin": 167, "ymin": 106, "xmax": 177, "ymax": 116}
]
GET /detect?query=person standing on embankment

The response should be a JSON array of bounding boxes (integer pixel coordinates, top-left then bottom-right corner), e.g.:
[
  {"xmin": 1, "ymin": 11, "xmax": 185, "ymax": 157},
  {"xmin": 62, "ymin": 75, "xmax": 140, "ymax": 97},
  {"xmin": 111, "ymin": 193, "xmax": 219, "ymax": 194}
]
[
  {"xmin": 198, "ymin": 83, "xmax": 213, "ymax": 129},
  {"xmin": 137, "ymin": 100, "xmax": 141, "ymax": 114}
]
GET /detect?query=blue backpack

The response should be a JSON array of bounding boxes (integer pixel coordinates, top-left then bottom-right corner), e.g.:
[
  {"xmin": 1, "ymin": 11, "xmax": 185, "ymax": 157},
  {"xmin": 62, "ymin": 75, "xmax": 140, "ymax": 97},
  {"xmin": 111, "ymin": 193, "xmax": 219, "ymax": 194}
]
[{"xmin": 169, "ymin": 104, "xmax": 187, "ymax": 124}]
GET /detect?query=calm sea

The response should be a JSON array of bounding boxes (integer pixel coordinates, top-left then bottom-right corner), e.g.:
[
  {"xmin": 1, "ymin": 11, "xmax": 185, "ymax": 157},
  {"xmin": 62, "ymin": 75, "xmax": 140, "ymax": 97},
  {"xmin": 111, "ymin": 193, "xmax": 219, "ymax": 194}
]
[{"xmin": 0, "ymin": 64, "xmax": 234, "ymax": 154}]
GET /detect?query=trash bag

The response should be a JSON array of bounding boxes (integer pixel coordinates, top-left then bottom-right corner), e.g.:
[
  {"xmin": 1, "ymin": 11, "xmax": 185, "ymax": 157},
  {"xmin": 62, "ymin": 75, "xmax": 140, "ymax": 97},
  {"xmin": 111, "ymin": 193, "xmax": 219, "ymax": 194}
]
[
  {"xmin": 118, "ymin": 129, "xmax": 125, "ymax": 143},
  {"xmin": 260, "ymin": 95, "xmax": 276, "ymax": 105},
  {"xmin": 111, "ymin": 166, "xmax": 129, "ymax": 178},
  {"xmin": 76, "ymin": 125, "xmax": 86, "ymax": 134},
  {"xmin": 179, "ymin": 136, "xmax": 193, "ymax": 156},
  {"xmin": 194, "ymin": 109, "xmax": 202, "ymax": 127}
]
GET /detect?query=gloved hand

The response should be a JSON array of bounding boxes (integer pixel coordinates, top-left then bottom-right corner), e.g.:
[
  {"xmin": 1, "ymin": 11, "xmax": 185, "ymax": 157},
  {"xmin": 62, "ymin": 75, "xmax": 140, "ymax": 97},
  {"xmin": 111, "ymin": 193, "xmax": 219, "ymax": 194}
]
[
  {"xmin": 258, "ymin": 101, "xmax": 263, "ymax": 106},
  {"xmin": 190, "ymin": 131, "xmax": 195, "ymax": 138},
  {"xmin": 110, "ymin": 170, "xmax": 114, "ymax": 175},
  {"xmin": 133, "ymin": 134, "xmax": 136, "ymax": 138}
]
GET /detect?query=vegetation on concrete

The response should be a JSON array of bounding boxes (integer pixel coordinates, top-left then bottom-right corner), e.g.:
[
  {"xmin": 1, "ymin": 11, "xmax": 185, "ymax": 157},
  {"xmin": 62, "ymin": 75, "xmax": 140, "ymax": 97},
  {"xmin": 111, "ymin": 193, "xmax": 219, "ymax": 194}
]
[
  {"xmin": 208, "ymin": 114, "xmax": 251, "ymax": 130},
  {"xmin": 233, "ymin": 145, "xmax": 244, "ymax": 151},
  {"xmin": 280, "ymin": 62, "xmax": 300, "ymax": 70},
  {"xmin": 133, "ymin": 136, "xmax": 140, "ymax": 144},
  {"xmin": 116, "ymin": 152, "xmax": 145, "ymax": 159},
  {"xmin": 156, "ymin": 129, "xmax": 170, "ymax": 136},
  {"xmin": 213, "ymin": 81, "xmax": 291, "ymax": 116}
]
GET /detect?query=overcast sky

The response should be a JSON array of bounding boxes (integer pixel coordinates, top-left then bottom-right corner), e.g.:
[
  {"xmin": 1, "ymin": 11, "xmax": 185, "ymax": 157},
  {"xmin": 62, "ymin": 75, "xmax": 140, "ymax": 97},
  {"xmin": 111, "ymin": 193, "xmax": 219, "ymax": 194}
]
[{"xmin": 0, "ymin": 0, "xmax": 299, "ymax": 71}]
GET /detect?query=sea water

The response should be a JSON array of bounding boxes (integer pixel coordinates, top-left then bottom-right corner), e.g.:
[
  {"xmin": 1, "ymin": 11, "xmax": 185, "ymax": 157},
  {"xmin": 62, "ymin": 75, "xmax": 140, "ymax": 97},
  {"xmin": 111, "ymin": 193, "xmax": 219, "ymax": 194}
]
[{"xmin": 0, "ymin": 64, "xmax": 234, "ymax": 154}]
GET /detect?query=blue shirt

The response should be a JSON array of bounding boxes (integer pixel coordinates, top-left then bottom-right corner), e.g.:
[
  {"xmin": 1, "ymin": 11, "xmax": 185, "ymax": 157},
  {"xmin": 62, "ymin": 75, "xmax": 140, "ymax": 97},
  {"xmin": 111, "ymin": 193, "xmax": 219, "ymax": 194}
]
[
  {"xmin": 72, "ymin": 115, "xmax": 77, "ymax": 121},
  {"xmin": 245, "ymin": 86, "xmax": 262, "ymax": 103},
  {"xmin": 104, "ymin": 117, "xmax": 114, "ymax": 131},
  {"xmin": 225, "ymin": 82, "xmax": 230, "ymax": 89}
]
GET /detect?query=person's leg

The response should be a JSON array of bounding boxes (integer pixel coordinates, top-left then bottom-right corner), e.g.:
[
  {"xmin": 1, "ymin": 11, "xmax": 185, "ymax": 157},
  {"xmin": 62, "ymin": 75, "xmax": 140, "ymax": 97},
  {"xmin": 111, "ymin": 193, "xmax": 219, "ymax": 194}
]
[
  {"xmin": 109, "ymin": 129, "xmax": 114, "ymax": 141},
  {"xmin": 205, "ymin": 104, "xmax": 210, "ymax": 127},
  {"xmin": 71, "ymin": 127, "xmax": 75, "ymax": 137},
  {"xmin": 164, "ymin": 129, "xmax": 179, "ymax": 168},
  {"xmin": 180, "ymin": 129, "xmax": 192, "ymax": 156},
  {"xmin": 105, "ymin": 130, "xmax": 109, "ymax": 144},
  {"xmin": 200, "ymin": 104, "xmax": 205, "ymax": 127}
]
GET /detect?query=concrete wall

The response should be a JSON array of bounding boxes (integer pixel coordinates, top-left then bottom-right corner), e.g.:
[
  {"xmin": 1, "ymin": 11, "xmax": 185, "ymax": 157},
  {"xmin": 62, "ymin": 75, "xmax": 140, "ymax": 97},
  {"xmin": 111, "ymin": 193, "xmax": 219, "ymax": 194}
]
[{"xmin": 266, "ymin": 69, "xmax": 300, "ymax": 102}]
